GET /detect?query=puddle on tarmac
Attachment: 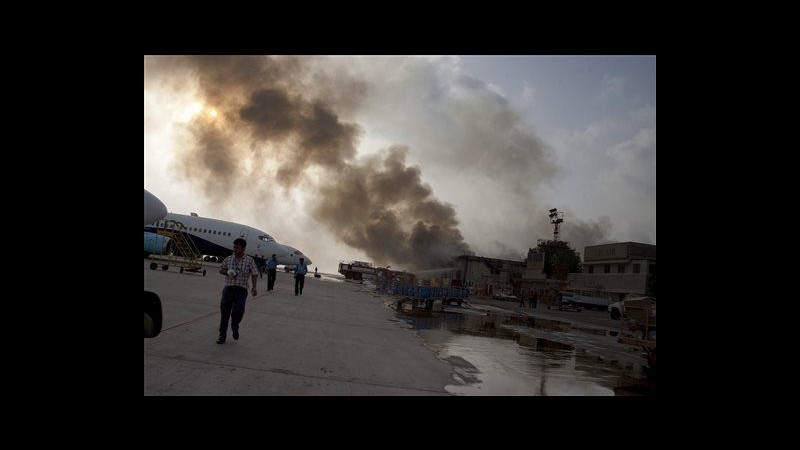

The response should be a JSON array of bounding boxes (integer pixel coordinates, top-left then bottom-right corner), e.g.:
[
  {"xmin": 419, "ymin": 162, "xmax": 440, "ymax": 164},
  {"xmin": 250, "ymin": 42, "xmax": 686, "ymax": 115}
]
[{"xmin": 395, "ymin": 306, "xmax": 655, "ymax": 396}]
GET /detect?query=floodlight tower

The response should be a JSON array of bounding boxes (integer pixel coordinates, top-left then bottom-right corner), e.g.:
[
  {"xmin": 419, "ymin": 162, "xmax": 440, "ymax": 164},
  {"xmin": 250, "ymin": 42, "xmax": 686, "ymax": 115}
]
[{"xmin": 548, "ymin": 208, "xmax": 564, "ymax": 241}]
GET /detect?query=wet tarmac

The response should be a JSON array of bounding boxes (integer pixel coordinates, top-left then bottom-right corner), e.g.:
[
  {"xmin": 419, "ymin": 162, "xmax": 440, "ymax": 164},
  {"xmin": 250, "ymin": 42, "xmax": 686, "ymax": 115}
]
[
  {"xmin": 392, "ymin": 301, "xmax": 656, "ymax": 395},
  {"xmin": 145, "ymin": 260, "xmax": 654, "ymax": 395}
]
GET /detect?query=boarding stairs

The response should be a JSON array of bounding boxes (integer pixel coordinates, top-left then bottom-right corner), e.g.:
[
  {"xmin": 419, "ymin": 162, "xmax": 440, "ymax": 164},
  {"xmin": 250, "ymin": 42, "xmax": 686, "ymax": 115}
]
[{"xmin": 149, "ymin": 220, "xmax": 206, "ymax": 276}]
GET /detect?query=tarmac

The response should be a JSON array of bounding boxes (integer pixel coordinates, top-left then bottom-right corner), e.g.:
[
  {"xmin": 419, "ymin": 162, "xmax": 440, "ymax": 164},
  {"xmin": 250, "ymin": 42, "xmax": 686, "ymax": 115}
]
[{"xmin": 144, "ymin": 260, "xmax": 454, "ymax": 395}]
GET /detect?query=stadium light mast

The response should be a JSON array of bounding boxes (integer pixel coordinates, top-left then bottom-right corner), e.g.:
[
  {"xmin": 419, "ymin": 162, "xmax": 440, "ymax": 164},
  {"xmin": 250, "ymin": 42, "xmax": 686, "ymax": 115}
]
[{"xmin": 548, "ymin": 208, "xmax": 564, "ymax": 241}]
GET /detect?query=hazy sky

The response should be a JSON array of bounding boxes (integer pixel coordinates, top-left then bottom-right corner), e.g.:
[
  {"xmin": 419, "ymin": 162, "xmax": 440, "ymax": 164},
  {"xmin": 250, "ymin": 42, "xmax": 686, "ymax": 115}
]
[{"xmin": 144, "ymin": 55, "xmax": 655, "ymax": 273}]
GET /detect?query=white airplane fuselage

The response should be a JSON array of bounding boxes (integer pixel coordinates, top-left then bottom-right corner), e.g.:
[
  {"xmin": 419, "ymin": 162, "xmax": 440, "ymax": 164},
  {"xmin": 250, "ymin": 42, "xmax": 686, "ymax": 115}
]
[
  {"xmin": 144, "ymin": 212, "xmax": 310, "ymax": 267},
  {"xmin": 144, "ymin": 189, "xmax": 168, "ymax": 225},
  {"xmin": 282, "ymin": 244, "xmax": 311, "ymax": 269},
  {"xmin": 144, "ymin": 189, "xmax": 168, "ymax": 338}
]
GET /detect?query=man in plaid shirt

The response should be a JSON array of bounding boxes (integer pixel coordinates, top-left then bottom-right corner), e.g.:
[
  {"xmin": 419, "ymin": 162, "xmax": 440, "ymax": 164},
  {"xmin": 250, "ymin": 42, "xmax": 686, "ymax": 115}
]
[{"xmin": 216, "ymin": 238, "xmax": 259, "ymax": 344}]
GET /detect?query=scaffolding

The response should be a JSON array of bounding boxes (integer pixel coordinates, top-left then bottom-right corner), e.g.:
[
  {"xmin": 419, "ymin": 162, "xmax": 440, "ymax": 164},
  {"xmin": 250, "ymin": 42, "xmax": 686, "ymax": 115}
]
[{"xmin": 148, "ymin": 219, "xmax": 206, "ymax": 276}]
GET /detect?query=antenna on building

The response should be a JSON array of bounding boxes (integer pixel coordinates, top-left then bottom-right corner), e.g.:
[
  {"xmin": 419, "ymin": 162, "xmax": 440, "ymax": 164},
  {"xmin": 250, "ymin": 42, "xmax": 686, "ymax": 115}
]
[{"xmin": 548, "ymin": 208, "xmax": 564, "ymax": 241}]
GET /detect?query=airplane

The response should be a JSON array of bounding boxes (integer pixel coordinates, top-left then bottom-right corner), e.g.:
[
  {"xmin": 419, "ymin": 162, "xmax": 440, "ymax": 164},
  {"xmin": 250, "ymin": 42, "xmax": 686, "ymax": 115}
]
[
  {"xmin": 144, "ymin": 231, "xmax": 170, "ymax": 258},
  {"xmin": 144, "ymin": 212, "xmax": 311, "ymax": 270},
  {"xmin": 145, "ymin": 189, "xmax": 168, "ymax": 225},
  {"xmin": 144, "ymin": 189, "xmax": 168, "ymax": 338},
  {"xmin": 281, "ymin": 244, "xmax": 312, "ymax": 271}
]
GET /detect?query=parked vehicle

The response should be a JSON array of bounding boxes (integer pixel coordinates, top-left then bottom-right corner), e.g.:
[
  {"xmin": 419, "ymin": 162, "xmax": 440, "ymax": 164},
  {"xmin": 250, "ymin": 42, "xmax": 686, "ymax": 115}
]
[
  {"xmin": 608, "ymin": 296, "xmax": 656, "ymax": 320},
  {"xmin": 608, "ymin": 301, "xmax": 624, "ymax": 320},
  {"xmin": 556, "ymin": 291, "xmax": 582, "ymax": 312},
  {"xmin": 616, "ymin": 296, "xmax": 656, "ymax": 349},
  {"xmin": 564, "ymin": 288, "xmax": 615, "ymax": 310},
  {"xmin": 338, "ymin": 260, "xmax": 376, "ymax": 280},
  {"xmin": 493, "ymin": 292, "xmax": 518, "ymax": 301}
]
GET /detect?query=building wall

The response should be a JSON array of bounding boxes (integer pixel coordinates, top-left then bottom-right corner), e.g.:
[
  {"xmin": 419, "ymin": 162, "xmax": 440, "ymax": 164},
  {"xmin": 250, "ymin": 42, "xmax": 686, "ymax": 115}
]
[
  {"xmin": 573, "ymin": 241, "xmax": 656, "ymax": 297},
  {"xmin": 455, "ymin": 255, "xmax": 527, "ymax": 296},
  {"xmin": 583, "ymin": 259, "xmax": 654, "ymax": 275},
  {"xmin": 584, "ymin": 242, "xmax": 656, "ymax": 262},
  {"xmin": 444, "ymin": 242, "xmax": 655, "ymax": 299},
  {"xmin": 568, "ymin": 273, "xmax": 649, "ymax": 297}
]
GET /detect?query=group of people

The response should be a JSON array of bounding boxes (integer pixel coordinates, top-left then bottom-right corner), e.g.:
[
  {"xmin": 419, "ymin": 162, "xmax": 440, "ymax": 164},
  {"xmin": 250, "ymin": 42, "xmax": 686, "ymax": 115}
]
[
  {"xmin": 518, "ymin": 291, "xmax": 540, "ymax": 309},
  {"xmin": 215, "ymin": 238, "xmax": 309, "ymax": 345}
]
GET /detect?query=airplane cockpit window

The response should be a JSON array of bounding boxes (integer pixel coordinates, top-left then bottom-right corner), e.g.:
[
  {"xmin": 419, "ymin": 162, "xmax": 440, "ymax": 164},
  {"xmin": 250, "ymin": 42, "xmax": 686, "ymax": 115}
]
[{"xmin": 259, "ymin": 235, "xmax": 275, "ymax": 242}]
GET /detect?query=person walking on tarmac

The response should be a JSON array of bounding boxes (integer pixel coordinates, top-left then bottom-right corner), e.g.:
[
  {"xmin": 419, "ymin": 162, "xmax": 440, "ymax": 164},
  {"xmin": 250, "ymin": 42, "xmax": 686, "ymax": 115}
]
[
  {"xmin": 216, "ymin": 238, "xmax": 259, "ymax": 344},
  {"xmin": 294, "ymin": 257, "xmax": 308, "ymax": 296},
  {"xmin": 266, "ymin": 253, "xmax": 278, "ymax": 291},
  {"xmin": 529, "ymin": 291, "xmax": 539, "ymax": 309}
]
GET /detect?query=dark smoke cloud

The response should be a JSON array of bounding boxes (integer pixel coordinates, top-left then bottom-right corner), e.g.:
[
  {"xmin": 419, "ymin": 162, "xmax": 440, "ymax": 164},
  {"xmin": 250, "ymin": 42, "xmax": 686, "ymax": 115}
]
[
  {"xmin": 328, "ymin": 58, "xmax": 562, "ymax": 257},
  {"xmin": 239, "ymin": 89, "xmax": 360, "ymax": 185},
  {"xmin": 348, "ymin": 58, "xmax": 560, "ymax": 201},
  {"xmin": 312, "ymin": 146, "xmax": 472, "ymax": 270},
  {"xmin": 489, "ymin": 240, "xmax": 526, "ymax": 261},
  {"xmin": 561, "ymin": 216, "xmax": 613, "ymax": 257},
  {"xmin": 146, "ymin": 56, "xmax": 471, "ymax": 270},
  {"xmin": 181, "ymin": 125, "xmax": 240, "ymax": 199}
]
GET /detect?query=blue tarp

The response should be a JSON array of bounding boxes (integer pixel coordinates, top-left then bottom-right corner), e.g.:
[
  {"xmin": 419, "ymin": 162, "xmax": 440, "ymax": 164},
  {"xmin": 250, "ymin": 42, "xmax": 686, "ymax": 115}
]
[{"xmin": 391, "ymin": 285, "xmax": 469, "ymax": 300}]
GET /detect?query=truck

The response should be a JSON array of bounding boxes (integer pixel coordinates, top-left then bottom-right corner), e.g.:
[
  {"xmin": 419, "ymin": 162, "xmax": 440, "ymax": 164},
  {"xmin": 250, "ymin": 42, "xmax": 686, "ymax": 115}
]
[
  {"xmin": 338, "ymin": 261, "xmax": 377, "ymax": 280},
  {"xmin": 615, "ymin": 296, "xmax": 656, "ymax": 349}
]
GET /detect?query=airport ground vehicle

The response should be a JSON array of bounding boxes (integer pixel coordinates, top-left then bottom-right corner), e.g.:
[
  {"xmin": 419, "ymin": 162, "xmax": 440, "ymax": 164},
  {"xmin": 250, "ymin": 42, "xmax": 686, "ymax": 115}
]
[
  {"xmin": 338, "ymin": 260, "xmax": 377, "ymax": 280},
  {"xmin": 555, "ymin": 291, "xmax": 582, "ymax": 312},
  {"xmin": 608, "ymin": 300, "xmax": 624, "ymax": 320},
  {"xmin": 612, "ymin": 296, "xmax": 656, "ymax": 348},
  {"xmin": 608, "ymin": 296, "xmax": 656, "ymax": 320}
]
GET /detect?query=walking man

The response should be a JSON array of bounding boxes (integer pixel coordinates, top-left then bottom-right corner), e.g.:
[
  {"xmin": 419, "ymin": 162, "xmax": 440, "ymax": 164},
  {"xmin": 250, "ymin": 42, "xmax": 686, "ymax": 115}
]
[
  {"xmin": 216, "ymin": 238, "xmax": 259, "ymax": 344},
  {"xmin": 266, "ymin": 253, "xmax": 278, "ymax": 291},
  {"xmin": 530, "ymin": 291, "xmax": 539, "ymax": 309},
  {"xmin": 294, "ymin": 257, "xmax": 308, "ymax": 296}
]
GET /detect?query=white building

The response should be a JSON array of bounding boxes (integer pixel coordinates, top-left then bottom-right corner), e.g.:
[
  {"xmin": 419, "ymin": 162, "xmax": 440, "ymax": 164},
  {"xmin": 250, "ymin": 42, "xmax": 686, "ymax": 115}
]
[{"xmin": 568, "ymin": 242, "xmax": 656, "ymax": 300}]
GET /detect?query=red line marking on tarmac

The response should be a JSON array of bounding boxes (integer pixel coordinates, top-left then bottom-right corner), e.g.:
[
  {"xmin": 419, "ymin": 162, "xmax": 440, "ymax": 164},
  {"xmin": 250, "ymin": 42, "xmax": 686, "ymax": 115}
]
[
  {"xmin": 160, "ymin": 294, "xmax": 266, "ymax": 333},
  {"xmin": 161, "ymin": 312, "xmax": 217, "ymax": 333}
]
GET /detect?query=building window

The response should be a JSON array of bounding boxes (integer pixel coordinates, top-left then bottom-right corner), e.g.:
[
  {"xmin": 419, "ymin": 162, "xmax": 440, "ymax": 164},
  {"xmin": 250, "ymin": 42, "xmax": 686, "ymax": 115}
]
[
  {"xmin": 633, "ymin": 264, "xmax": 641, "ymax": 274},
  {"xmin": 649, "ymin": 264, "xmax": 656, "ymax": 274},
  {"xmin": 588, "ymin": 266, "xmax": 594, "ymax": 274},
  {"xmin": 618, "ymin": 264, "xmax": 625, "ymax": 273},
  {"xmin": 604, "ymin": 265, "xmax": 610, "ymax": 274}
]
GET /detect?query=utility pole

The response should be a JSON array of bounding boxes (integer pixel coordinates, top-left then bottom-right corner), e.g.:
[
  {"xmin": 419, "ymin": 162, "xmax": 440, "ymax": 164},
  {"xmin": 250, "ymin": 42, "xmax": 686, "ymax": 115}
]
[
  {"xmin": 547, "ymin": 208, "xmax": 568, "ymax": 295},
  {"xmin": 548, "ymin": 208, "xmax": 564, "ymax": 241}
]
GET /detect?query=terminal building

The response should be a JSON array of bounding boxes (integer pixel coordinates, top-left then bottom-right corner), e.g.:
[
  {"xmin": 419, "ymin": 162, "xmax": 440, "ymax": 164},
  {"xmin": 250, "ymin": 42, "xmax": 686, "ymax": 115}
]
[
  {"xmin": 413, "ymin": 250, "xmax": 547, "ymax": 298},
  {"xmin": 568, "ymin": 242, "xmax": 656, "ymax": 300},
  {"xmin": 410, "ymin": 241, "xmax": 655, "ymax": 300}
]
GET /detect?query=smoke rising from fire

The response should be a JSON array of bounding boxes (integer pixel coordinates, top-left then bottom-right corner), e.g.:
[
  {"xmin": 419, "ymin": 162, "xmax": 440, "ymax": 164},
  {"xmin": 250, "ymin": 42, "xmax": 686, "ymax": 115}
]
[{"xmin": 146, "ymin": 56, "xmax": 478, "ymax": 270}]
